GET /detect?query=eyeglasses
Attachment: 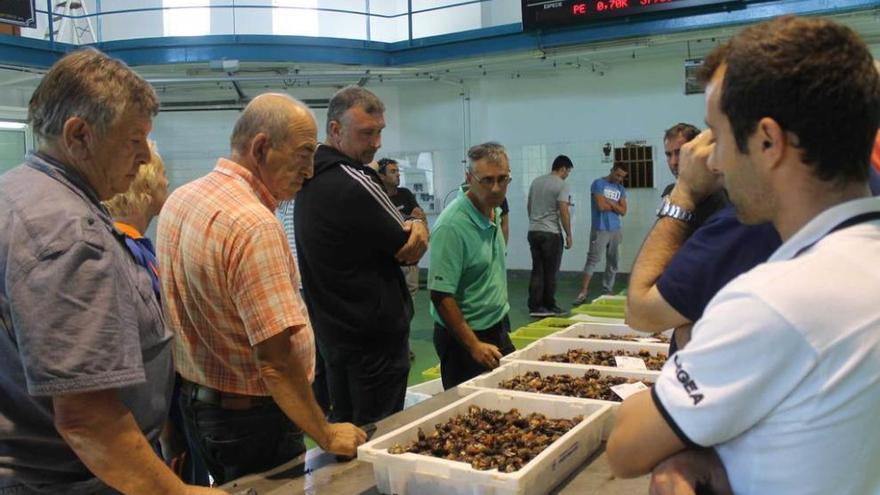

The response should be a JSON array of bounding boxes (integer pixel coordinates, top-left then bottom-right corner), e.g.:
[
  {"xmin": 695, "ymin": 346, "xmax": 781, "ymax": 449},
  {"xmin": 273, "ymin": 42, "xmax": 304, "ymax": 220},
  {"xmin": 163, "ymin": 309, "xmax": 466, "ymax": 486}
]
[{"xmin": 471, "ymin": 173, "xmax": 512, "ymax": 187}]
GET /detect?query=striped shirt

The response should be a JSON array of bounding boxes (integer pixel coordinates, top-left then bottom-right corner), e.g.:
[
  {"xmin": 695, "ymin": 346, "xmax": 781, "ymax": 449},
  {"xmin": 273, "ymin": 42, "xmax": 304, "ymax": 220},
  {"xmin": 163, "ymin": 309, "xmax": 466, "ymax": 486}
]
[
  {"xmin": 157, "ymin": 158, "xmax": 315, "ymax": 395},
  {"xmin": 275, "ymin": 200, "xmax": 301, "ymax": 289}
]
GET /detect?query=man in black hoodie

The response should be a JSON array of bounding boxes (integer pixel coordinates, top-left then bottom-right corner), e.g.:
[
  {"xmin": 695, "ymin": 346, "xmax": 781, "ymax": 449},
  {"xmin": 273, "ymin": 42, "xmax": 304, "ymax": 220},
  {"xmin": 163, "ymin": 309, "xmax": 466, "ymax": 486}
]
[{"xmin": 295, "ymin": 86, "xmax": 429, "ymax": 425}]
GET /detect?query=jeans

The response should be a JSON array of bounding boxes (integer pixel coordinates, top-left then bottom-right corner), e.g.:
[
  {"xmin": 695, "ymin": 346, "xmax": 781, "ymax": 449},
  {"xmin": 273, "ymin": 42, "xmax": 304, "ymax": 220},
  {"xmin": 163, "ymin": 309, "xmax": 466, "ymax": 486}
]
[
  {"xmin": 527, "ymin": 231, "xmax": 563, "ymax": 311},
  {"xmin": 434, "ymin": 315, "xmax": 515, "ymax": 390},
  {"xmin": 179, "ymin": 389, "xmax": 305, "ymax": 485},
  {"xmin": 583, "ymin": 229, "xmax": 622, "ymax": 294}
]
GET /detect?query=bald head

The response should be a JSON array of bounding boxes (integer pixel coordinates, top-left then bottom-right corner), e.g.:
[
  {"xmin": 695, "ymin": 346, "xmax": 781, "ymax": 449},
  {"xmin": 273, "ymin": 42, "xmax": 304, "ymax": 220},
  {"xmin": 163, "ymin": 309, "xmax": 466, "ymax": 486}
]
[
  {"xmin": 229, "ymin": 93, "xmax": 319, "ymax": 201},
  {"xmin": 231, "ymin": 93, "xmax": 315, "ymax": 154}
]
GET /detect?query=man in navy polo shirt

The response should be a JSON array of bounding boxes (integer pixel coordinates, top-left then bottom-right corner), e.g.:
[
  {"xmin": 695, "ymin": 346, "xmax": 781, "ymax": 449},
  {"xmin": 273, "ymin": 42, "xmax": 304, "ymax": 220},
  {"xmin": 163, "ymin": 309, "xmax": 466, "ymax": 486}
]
[{"xmin": 626, "ymin": 121, "xmax": 782, "ymax": 352}]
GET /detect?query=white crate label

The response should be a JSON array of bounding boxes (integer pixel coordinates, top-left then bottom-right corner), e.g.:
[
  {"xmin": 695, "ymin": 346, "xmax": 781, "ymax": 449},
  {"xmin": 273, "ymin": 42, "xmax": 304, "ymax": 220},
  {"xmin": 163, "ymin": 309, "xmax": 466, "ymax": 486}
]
[
  {"xmin": 635, "ymin": 337, "xmax": 662, "ymax": 343},
  {"xmin": 614, "ymin": 356, "xmax": 648, "ymax": 370},
  {"xmin": 611, "ymin": 381, "xmax": 649, "ymax": 400}
]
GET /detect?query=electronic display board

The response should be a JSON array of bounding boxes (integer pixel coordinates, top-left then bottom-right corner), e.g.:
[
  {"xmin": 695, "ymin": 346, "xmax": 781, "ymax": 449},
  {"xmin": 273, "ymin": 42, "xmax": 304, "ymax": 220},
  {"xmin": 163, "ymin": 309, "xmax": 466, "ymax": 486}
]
[
  {"xmin": 523, "ymin": 0, "xmax": 742, "ymax": 30},
  {"xmin": 0, "ymin": 0, "xmax": 36, "ymax": 28}
]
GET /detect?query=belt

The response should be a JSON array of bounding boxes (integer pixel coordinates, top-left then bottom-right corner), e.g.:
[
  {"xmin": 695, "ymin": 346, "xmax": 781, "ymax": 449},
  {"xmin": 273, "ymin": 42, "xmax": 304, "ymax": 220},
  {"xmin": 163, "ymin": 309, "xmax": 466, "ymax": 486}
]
[{"xmin": 180, "ymin": 379, "xmax": 275, "ymax": 411}]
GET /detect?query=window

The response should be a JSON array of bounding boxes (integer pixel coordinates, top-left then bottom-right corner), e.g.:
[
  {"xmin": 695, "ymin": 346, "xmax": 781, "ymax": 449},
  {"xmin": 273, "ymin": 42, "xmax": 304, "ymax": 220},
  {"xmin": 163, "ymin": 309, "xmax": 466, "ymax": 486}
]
[
  {"xmin": 163, "ymin": 0, "xmax": 210, "ymax": 37},
  {"xmin": 387, "ymin": 152, "xmax": 437, "ymax": 213},
  {"xmin": 614, "ymin": 143, "xmax": 654, "ymax": 188},
  {"xmin": 0, "ymin": 121, "xmax": 29, "ymax": 175},
  {"xmin": 273, "ymin": 0, "xmax": 318, "ymax": 36}
]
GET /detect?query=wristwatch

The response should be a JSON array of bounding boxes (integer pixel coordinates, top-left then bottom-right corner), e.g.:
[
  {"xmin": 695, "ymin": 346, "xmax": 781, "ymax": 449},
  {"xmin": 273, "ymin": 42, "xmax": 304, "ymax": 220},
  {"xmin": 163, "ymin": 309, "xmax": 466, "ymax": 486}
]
[{"xmin": 657, "ymin": 198, "xmax": 695, "ymax": 224}]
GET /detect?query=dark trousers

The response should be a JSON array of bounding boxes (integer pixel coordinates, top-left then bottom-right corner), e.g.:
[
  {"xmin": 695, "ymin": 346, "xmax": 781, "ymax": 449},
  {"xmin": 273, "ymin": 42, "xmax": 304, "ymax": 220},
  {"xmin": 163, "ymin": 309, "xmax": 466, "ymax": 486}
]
[
  {"xmin": 179, "ymin": 385, "xmax": 305, "ymax": 485},
  {"xmin": 434, "ymin": 315, "xmax": 515, "ymax": 390},
  {"xmin": 312, "ymin": 340, "xmax": 331, "ymax": 415},
  {"xmin": 527, "ymin": 231, "xmax": 564, "ymax": 311},
  {"xmin": 168, "ymin": 375, "xmax": 210, "ymax": 485},
  {"xmin": 322, "ymin": 339, "xmax": 410, "ymax": 426}
]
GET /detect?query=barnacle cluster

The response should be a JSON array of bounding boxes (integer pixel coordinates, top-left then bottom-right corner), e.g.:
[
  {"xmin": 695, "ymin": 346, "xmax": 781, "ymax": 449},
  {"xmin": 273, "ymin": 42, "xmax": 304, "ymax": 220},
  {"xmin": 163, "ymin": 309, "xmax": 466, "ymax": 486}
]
[
  {"xmin": 387, "ymin": 406, "xmax": 582, "ymax": 472},
  {"xmin": 577, "ymin": 333, "xmax": 670, "ymax": 343},
  {"xmin": 498, "ymin": 369, "xmax": 652, "ymax": 401},
  {"xmin": 539, "ymin": 349, "xmax": 666, "ymax": 370}
]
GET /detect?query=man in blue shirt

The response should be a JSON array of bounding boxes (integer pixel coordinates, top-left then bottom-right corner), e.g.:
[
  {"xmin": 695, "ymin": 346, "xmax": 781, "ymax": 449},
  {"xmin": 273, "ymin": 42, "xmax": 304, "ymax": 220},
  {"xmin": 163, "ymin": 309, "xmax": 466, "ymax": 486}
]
[
  {"xmin": 0, "ymin": 48, "xmax": 221, "ymax": 494},
  {"xmin": 574, "ymin": 163, "xmax": 628, "ymax": 304}
]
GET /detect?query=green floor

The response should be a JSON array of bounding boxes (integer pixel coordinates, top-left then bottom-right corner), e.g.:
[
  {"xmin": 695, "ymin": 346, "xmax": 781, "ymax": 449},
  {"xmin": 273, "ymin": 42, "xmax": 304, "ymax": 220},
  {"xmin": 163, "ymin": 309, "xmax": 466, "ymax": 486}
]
[{"xmin": 406, "ymin": 270, "xmax": 629, "ymax": 386}]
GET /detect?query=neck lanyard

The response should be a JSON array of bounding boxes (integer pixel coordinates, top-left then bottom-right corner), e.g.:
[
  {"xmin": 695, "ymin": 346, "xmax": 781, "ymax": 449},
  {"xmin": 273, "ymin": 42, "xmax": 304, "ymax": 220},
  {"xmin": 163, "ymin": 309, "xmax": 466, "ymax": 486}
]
[{"xmin": 794, "ymin": 211, "xmax": 880, "ymax": 258}]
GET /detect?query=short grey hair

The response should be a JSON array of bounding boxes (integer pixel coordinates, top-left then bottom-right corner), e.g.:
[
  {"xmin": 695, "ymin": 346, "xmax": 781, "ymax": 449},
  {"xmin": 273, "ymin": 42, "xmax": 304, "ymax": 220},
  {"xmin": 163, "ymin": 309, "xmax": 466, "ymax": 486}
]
[
  {"xmin": 467, "ymin": 142, "xmax": 509, "ymax": 172},
  {"xmin": 326, "ymin": 85, "xmax": 385, "ymax": 134},
  {"xmin": 28, "ymin": 48, "xmax": 158, "ymax": 143},
  {"xmin": 230, "ymin": 93, "xmax": 311, "ymax": 153}
]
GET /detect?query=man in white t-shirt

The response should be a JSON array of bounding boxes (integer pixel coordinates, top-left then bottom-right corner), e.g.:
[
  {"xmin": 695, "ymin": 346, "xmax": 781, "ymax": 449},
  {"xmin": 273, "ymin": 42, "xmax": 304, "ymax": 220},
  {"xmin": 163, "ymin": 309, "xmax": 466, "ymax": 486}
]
[{"xmin": 607, "ymin": 16, "xmax": 880, "ymax": 495}]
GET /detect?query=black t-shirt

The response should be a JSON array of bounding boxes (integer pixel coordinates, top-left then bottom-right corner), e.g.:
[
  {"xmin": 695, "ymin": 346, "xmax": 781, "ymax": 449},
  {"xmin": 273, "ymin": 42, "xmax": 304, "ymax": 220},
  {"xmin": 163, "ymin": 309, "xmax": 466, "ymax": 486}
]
[{"xmin": 389, "ymin": 187, "xmax": 420, "ymax": 217}]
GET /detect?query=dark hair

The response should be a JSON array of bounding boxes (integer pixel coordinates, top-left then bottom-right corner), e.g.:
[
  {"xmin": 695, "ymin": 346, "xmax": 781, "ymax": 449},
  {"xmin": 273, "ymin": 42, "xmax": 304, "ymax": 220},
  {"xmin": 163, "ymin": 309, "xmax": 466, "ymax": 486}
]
[
  {"xmin": 699, "ymin": 16, "xmax": 880, "ymax": 183},
  {"xmin": 551, "ymin": 154, "xmax": 574, "ymax": 171},
  {"xmin": 612, "ymin": 162, "xmax": 628, "ymax": 172},
  {"xmin": 28, "ymin": 48, "xmax": 158, "ymax": 142},
  {"xmin": 377, "ymin": 157, "xmax": 397, "ymax": 174},
  {"xmin": 326, "ymin": 85, "xmax": 385, "ymax": 135},
  {"xmin": 663, "ymin": 123, "xmax": 700, "ymax": 143}
]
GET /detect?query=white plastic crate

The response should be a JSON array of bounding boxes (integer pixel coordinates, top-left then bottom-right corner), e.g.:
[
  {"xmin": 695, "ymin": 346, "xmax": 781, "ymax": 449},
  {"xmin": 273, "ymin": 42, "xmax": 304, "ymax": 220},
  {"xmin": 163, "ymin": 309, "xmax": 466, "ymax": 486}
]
[
  {"xmin": 404, "ymin": 379, "xmax": 445, "ymax": 409},
  {"xmin": 554, "ymin": 322, "xmax": 673, "ymax": 342},
  {"xmin": 408, "ymin": 378, "xmax": 444, "ymax": 396},
  {"xmin": 501, "ymin": 337, "xmax": 668, "ymax": 372},
  {"xmin": 568, "ymin": 313, "xmax": 625, "ymax": 324},
  {"xmin": 457, "ymin": 362, "xmax": 656, "ymax": 439},
  {"xmin": 358, "ymin": 389, "xmax": 611, "ymax": 495},
  {"xmin": 458, "ymin": 361, "xmax": 657, "ymax": 399}
]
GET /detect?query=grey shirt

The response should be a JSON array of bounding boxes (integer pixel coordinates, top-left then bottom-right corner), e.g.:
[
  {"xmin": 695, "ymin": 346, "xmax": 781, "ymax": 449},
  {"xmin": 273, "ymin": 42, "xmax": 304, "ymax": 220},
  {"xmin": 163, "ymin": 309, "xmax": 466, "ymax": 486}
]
[
  {"xmin": 527, "ymin": 173, "xmax": 570, "ymax": 234},
  {"xmin": 0, "ymin": 153, "xmax": 173, "ymax": 494}
]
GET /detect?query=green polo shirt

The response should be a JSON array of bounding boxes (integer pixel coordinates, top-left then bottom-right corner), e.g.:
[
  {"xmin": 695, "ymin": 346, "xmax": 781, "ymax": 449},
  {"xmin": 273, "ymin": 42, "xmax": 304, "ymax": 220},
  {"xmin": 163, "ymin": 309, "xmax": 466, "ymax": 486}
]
[{"xmin": 429, "ymin": 189, "xmax": 509, "ymax": 331}]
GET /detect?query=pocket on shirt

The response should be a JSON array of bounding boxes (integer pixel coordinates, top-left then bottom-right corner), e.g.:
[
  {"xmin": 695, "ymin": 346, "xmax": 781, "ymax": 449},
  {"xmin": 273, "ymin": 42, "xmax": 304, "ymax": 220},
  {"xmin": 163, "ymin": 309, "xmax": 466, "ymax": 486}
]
[{"xmin": 130, "ymin": 263, "xmax": 170, "ymax": 347}]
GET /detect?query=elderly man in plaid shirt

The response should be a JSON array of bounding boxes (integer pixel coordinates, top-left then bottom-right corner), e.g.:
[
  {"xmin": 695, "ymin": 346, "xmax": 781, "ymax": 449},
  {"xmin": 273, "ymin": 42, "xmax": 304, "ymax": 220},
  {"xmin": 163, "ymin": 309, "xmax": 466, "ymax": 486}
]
[{"xmin": 157, "ymin": 94, "xmax": 365, "ymax": 483}]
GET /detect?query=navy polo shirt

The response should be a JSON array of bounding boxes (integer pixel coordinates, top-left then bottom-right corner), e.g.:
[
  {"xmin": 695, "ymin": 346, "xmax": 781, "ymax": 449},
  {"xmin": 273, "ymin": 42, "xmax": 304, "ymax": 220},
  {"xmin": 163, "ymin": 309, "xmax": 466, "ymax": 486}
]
[{"xmin": 657, "ymin": 204, "xmax": 782, "ymax": 352}]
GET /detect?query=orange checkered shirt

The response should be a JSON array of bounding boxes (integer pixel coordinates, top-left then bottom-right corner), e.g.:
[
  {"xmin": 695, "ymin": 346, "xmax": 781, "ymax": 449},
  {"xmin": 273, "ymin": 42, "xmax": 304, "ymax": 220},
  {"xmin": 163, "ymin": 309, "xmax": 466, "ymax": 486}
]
[{"xmin": 157, "ymin": 158, "xmax": 315, "ymax": 395}]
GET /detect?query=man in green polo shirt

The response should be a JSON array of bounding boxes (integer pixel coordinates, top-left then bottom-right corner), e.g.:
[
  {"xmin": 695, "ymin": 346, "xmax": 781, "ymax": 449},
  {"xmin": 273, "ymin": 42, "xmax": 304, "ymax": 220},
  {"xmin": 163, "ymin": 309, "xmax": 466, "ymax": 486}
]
[{"xmin": 429, "ymin": 142, "xmax": 514, "ymax": 389}]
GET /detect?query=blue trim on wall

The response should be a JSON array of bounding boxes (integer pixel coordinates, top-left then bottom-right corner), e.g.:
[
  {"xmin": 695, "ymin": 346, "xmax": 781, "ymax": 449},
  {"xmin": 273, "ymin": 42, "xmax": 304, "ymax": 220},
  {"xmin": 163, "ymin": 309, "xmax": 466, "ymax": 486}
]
[
  {"xmin": 95, "ymin": 35, "xmax": 391, "ymax": 66},
  {"xmin": 1, "ymin": 0, "xmax": 877, "ymax": 69}
]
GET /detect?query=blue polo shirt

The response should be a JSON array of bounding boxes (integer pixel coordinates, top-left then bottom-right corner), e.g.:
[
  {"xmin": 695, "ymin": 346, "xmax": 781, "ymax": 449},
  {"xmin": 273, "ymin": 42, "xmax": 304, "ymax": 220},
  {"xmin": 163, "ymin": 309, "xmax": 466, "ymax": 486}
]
[
  {"xmin": 590, "ymin": 177, "xmax": 626, "ymax": 231},
  {"xmin": 429, "ymin": 189, "xmax": 509, "ymax": 330},
  {"xmin": 0, "ymin": 152, "xmax": 173, "ymax": 493}
]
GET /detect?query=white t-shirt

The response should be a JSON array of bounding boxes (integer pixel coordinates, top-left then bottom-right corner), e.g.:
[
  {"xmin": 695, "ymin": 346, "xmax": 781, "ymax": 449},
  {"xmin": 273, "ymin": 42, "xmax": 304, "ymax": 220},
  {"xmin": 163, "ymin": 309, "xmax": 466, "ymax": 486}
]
[{"xmin": 653, "ymin": 196, "xmax": 880, "ymax": 495}]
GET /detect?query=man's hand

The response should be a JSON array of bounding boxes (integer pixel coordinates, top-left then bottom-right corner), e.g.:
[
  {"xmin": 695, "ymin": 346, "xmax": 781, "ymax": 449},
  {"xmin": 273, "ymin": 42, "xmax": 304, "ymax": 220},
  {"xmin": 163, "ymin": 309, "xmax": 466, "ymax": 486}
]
[
  {"xmin": 320, "ymin": 423, "xmax": 368, "ymax": 457},
  {"xmin": 649, "ymin": 449, "xmax": 733, "ymax": 495},
  {"xmin": 565, "ymin": 235, "xmax": 573, "ymax": 249},
  {"xmin": 469, "ymin": 341, "xmax": 502, "ymax": 370},
  {"xmin": 673, "ymin": 130, "xmax": 723, "ymax": 208},
  {"xmin": 396, "ymin": 220, "xmax": 429, "ymax": 265}
]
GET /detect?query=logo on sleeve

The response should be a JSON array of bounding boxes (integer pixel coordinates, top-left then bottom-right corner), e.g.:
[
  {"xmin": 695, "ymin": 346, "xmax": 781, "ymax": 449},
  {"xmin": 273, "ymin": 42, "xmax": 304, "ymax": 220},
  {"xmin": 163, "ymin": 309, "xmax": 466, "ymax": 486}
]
[{"xmin": 674, "ymin": 354, "xmax": 704, "ymax": 406}]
